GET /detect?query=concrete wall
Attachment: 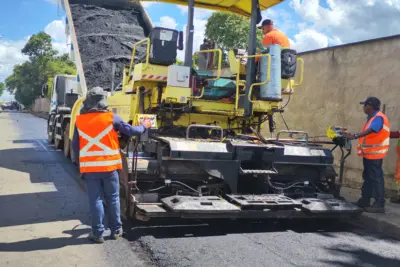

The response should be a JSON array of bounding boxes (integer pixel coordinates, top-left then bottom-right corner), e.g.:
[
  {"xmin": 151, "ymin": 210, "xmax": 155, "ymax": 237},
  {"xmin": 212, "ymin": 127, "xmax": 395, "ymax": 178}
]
[
  {"xmin": 276, "ymin": 35, "xmax": 400, "ymax": 192},
  {"xmin": 32, "ymin": 97, "xmax": 50, "ymax": 113}
]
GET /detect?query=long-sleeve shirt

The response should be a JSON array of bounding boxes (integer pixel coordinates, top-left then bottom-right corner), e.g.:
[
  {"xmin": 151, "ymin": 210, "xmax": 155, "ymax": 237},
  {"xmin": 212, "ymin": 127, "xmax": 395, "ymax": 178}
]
[
  {"xmin": 72, "ymin": 113, "xmax": 146, "ymax": 168},
  {"xmin": 365, "ymin": 110, "xmax": 384, "ymax": 133}
]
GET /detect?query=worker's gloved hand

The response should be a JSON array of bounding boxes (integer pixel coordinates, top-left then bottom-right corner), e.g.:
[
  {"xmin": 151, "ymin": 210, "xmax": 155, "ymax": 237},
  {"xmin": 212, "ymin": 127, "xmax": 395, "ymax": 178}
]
[
  {"xmin": 141, "ymin": 117, "xmax": 152, "ymax": 129},
  {"xmin": 342, "ymin": 132, "xmax": 355, "ymax": 140}
]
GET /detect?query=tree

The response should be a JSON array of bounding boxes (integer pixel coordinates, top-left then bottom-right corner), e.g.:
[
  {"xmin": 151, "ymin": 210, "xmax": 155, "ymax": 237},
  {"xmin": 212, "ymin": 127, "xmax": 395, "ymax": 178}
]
[
  {"xmin": 0, "ymin": 82, "xmax": 4, "ymax": 97},
  {"xmin": 22, "ymin": 31, "xmax": 57, "ymax": 59},
  {"xmin": 5, "ymin": 31, "xmax": 76, "ymax": 107},
  {"xmin": 205, "ymin": 12, "xmax": 263, "ymax": 52}
]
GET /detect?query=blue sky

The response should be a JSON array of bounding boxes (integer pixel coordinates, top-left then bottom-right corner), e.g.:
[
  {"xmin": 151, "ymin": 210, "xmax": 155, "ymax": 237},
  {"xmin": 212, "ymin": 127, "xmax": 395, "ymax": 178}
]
[{"xmin": 1, "ymin": 0, "xmax": 400, "ymax": 101}]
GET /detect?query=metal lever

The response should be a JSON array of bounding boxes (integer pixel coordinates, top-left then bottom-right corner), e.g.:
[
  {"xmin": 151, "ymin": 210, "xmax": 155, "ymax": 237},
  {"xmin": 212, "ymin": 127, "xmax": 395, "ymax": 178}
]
[{"xmin": 276, "ymin": 130, "xmax": 309, "ymax": 145}]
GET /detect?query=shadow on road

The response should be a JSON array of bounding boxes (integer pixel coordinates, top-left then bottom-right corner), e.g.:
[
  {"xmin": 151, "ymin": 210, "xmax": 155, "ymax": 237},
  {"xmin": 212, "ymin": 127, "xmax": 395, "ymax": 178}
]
[
  {"xmin": 0, "ymin": 140, "xmax": 87, "ymax": 228},
  {"xmin": 322, "ymin": 244, "xmax": 400, "ymax": 267},
  {"xmin": 0, "ymin": 227, "xmax": 91, "ymax": 252},
  {"xmin": 0, "ymin": 135, "xmax": 94, "ymax": 251}
]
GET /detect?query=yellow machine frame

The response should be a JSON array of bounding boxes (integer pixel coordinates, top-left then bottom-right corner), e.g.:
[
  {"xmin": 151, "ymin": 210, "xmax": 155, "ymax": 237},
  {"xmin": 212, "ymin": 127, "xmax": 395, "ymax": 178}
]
[{"xmin": 69, "ymin": 0, "xmax": 305, "ymax": 139}]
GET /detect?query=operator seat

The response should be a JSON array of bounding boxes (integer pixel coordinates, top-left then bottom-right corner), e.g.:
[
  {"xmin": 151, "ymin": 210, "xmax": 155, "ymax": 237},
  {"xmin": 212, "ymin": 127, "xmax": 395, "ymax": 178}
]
[
  {"xmin": 137, "ymin": 27, "xmax": 180, "ymax": 66},
  {"xmin": 281, "ymin": 48, "xmax": 297, "ymax": 79},
  {"xmin": 280, "ymin": 48, "xmax": 297, "ymax": 93}
]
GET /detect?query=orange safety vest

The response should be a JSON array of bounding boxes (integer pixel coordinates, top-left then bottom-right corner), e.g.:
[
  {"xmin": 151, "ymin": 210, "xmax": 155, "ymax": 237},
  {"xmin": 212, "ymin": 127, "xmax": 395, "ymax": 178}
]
[
  {"xmin": 357, "ymin": 111, "xmax": 390, "ymax": 159},
  {"xmin": 262, "ymin": 28, "xmax": 290, "ymax": 49},
  {"xmin": 75, "ymin": 112, "xmax": 122, "ymax": 173}
]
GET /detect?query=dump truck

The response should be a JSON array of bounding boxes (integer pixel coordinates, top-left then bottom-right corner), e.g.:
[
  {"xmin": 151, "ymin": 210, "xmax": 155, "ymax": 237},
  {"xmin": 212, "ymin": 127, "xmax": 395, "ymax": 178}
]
[{"xmin": 49, "ymin": 0, "xmax": 362, "ymax": 222}]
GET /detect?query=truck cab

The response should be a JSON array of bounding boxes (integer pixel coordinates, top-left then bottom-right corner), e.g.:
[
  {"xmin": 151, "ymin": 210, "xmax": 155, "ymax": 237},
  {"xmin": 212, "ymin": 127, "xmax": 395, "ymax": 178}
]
[{"xmin": 44, "ymin": 75, "xmax": 79, "ymax": 152}]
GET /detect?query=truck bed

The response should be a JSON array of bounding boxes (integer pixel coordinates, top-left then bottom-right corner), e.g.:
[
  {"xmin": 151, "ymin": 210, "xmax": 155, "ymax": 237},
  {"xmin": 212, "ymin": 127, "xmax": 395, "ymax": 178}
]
[{"xmin": 64, "ymin": 0, "xmax": 152, "ymax": 92}]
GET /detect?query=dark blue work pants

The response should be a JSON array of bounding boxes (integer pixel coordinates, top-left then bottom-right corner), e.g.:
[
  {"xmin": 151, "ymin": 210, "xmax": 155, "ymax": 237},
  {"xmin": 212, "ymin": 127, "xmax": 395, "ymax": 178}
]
[
  {"xmin": 84, "ymin": 170, "xmax": 122, "ymax": 237},
  {"xmin": 361, "ymin": 158, "xmax": 385, "ymax": 207}
]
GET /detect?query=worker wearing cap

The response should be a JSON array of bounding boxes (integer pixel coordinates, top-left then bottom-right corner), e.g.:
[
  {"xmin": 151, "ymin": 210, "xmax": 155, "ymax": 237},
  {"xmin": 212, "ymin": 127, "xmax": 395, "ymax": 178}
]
[
  {"xmin": 72, "ymin": 87, "xmax": 152, "ymax": 243},
  {"xmin": 258, "ymin": 19, "xmax": 290, "ymax": 50},
  {"xmin": 344, "ymin": 97, "xmax": 390, "ymax": 213},
  {"xmin": 255, "ymin": 19, "xmax": 290, "ymax": 64}
]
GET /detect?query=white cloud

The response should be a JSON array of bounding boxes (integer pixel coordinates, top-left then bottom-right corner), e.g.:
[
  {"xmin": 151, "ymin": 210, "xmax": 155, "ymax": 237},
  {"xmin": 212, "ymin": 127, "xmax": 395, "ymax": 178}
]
[
  {"xmin": 177, "ymin": 17, "xmax": 208, "ymax": 61},
  {"xmin": 155, "ymin": 16, "xmax": 178, "ymax": 29},
  {"xmin": 177, "ymin": 6, "xmax": 213, "ymax": 19},
  {"xmin": 44, "ymin": 19, "xmax": 69, "ymax": 55},
  {"xmin": 176, "ymin": 8, "xmax": 213, "ymax": 61},
  {"xmin": 290, "ymin": 29, "xmax": 329, "ymax": 52},
  {"xmin": 178, "ymin": 5, "xmax": 187, "ymax": 15},
  {"xmin": 261, "ymin": 8, "xmax": 296, "ymax": 33},
  {"xmin": 0, "ymin": 39, "xmax": 29, "ymax": 82},
  {"xmin": 290, "ymin": 0, "xmax": 400, "ymax": 51},
  {"xmin": 44, "ymin": 20, "xmax": 65, "ymax": 42},
  {"xmin": 0, "ymin": 18, "xmax": 69, "ymax": 89}
]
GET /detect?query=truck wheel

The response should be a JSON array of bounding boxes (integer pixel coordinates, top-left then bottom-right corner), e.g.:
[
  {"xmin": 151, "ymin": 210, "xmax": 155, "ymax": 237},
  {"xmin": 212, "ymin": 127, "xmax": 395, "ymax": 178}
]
[
  {"xmin": 63, "ymin": 123, "xmax": 70, "ymax": 158},
  {"xmin": 47, "ymin": 124, "xmax": 54, "ymax": 144},
  {"xmin": 54, "ymin": 132, "xmax": 64, "ymax": 150}
]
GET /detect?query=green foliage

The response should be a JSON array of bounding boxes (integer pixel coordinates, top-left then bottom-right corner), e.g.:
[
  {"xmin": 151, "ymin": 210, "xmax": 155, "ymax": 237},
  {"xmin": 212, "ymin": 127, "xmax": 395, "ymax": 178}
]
[
  {"xmin": 175, "ymin": 59, "xmax": 184, "ymax": 65},
  {"xmin": 5, "ymin": 32, "xmax": 76, "ymax": 107},
  {"xmin": 205, "ymin": 12, "xmax": 263, "ymax": 52},
  {"xmin": 22, "ymin": 31, "xmax": 57, "ymax": 59},
  {"xmin": 0, "ymin": 82, "xmax": 4, "ymax": 97}
]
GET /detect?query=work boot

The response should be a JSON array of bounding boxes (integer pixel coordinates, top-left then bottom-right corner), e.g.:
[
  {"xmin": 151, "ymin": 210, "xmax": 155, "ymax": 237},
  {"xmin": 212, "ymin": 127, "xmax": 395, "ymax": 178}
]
[
  {"xmin": 364, "ymin": 202, "xmax": 385, "ymax": 213},
  {"xmin": 88, "ymin": 232, "xmax": 104, "ymax": 243},
  {"xmin": 353, "ymin": 198, "xmax": 370, "ymax": 208},
  {"xmin": 111, "ymin": 229, "xmax": 123, "ymax": 240}
]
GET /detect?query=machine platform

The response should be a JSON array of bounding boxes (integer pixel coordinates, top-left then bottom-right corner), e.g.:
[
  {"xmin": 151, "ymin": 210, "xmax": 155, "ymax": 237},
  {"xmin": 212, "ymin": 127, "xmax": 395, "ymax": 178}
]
[
  {"xmin": 134, "ymin": 194, "xmax": 363, "ymax": 220},
  {"xmin": 225, "ymin": 194, "xmax": 303, "ymax": 210}
]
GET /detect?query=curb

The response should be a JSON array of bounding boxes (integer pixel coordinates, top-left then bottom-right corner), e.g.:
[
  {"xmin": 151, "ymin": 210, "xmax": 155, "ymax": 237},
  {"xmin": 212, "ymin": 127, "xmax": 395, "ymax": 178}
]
[{"xmin": 30, "ymin": 111, "xmax": 48, "ymax": 120}]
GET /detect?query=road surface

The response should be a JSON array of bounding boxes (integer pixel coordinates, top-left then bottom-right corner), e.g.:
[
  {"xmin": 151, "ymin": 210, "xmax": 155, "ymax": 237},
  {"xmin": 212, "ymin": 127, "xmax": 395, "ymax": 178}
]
[{"xmin": 1, "ymin": 111, "xmax": 399, "ymax": 267}]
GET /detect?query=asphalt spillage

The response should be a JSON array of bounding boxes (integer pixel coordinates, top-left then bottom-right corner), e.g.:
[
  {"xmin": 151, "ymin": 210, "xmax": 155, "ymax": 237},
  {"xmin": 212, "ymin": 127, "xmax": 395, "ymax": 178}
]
[{"xmin": 70, "ymin": 3, "xmax": 148, "ymax": 91}]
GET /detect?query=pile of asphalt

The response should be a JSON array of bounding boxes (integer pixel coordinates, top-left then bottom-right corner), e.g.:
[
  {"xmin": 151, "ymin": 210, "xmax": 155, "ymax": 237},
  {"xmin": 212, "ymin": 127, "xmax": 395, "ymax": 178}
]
[{"xmin": 70, "ymin": 3, "xmax": 147, "ymax": 91}]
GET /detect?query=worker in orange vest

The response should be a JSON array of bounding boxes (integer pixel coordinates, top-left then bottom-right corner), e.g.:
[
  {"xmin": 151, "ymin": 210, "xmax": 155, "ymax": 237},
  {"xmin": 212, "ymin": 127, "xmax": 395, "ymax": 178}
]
[
  {"xmin": 255, "ymin": 19, "xmax": 290, "ymax": 63},
  {"xmin": 344, "ymin": 97, "xmax": 390, "ymax": 213},
  {"xmin": 72, "ymin": 87, "xmax": 152, "ymax": 243},
  {"xmin": 258, "ymin": 19, "xmax": 290, "ymax": 49}
]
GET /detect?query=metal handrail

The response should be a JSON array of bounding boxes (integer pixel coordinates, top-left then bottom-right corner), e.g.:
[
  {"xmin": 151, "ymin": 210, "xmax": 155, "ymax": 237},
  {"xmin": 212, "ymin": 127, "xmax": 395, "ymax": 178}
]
[
  {"xmin": 128, "ymin": 38, "xmax": 150, "ymax": 79},
  {"xmin": 191, "ymin": 48, "xmax": 223, "ymax": 99},
  {"xmin": 193, "ymin": 48, "xmax": 223, "ymax": 81},
  {"xmin": 293, "ymin": 58, "xmax": 304, "ymax": 87},
  {"xmin": 235, "ymin": 54, "xmax": 271, "ymax": 110}
]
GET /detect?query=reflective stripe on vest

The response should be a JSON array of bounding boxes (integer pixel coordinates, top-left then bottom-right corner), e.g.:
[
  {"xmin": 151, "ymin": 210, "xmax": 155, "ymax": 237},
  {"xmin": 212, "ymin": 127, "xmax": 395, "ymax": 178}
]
[
  {"xmin": 357, "ymin": 111, "xmax": 390, "ymax": 159},
  {"xmin": 77, "ymin": 124, "xmax": 120, "ymax": 157},
  {"xmin": 75, "ymin": 112, "xmax": 122, "ymax": 173}
]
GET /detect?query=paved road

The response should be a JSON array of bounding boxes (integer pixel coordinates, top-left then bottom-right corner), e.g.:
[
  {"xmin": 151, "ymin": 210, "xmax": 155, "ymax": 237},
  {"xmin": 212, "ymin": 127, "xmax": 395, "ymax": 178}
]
[
  {"xmin": 0, "ymin": 111, "xmax": 152, "ymax": 267},
  {"xmin": 1, "ymin": 111, "xmax": 400, "ymax": 267}
]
